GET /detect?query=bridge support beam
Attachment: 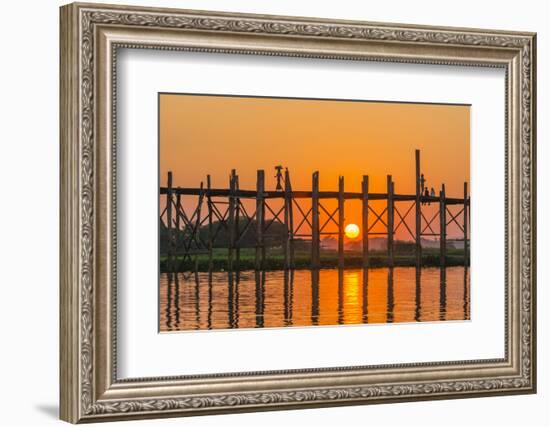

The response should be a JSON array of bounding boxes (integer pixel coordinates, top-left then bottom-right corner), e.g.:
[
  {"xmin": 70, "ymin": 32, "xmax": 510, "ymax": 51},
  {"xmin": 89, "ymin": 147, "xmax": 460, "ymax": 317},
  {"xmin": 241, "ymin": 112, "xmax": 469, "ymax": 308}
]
[
  {"xmin": 362, "ymin": 175, "xmax": 369, "ymax": 268},
  {"xmin": 463, "ymin": 181, "xmax": 468, "ymax": 267},
  {"xmin": 415, "ymin": 149, "xmax": 422, "ymax": 268},
  {"xmin": 284, "ymin": 169, "xmax": 295, "ymax": 269},
  {"xmin": 440, "ymin": 183, "xmax": 447, "ymax": 268},
  {"xmin": 387, "ymin": 175, "xmax": 394, "ymax": 267},
  {"xmin": 166, "ymin": 171, "xmax": 174, "ymax": 273},
  {"xmin": 255, "ymin": 170, "xmax": 265, "ymax": 270},
  {"xmin": 338, "ymin": 176, "xmax": 345, "ymax": 269},
  {"xmin": 206, "ymin": 175, "xmax": 213, "ymax": 271},
  {"xmin": 311, "ymin": 171, "xmax": 320, "ymax": 269},
  {"xmin": 228, "ymin": 169, "xmax": 236, "ymax": 272}
]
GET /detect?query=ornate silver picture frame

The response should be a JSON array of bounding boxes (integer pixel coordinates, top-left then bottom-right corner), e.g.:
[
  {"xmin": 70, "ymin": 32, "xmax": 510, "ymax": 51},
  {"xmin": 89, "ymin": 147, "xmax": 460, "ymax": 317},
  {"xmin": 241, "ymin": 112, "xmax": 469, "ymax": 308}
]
[{"xmin": 60, "ymin": 2, "xmax": 536, "ymax": 423}]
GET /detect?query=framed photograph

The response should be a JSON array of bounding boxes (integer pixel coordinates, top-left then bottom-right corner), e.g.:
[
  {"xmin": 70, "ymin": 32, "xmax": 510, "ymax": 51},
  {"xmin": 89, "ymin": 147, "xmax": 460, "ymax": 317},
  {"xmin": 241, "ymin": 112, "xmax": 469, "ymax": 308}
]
[{"xmin": 60, "ymin": 2, "xmax": 537, "ymax": 423}]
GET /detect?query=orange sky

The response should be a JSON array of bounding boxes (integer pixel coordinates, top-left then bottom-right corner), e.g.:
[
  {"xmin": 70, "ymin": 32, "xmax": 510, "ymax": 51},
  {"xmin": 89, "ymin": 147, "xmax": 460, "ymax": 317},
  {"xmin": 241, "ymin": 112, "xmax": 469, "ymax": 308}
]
[{"xmin": 160, "ymin": 93, "xmax": 469, "ymax": 240}]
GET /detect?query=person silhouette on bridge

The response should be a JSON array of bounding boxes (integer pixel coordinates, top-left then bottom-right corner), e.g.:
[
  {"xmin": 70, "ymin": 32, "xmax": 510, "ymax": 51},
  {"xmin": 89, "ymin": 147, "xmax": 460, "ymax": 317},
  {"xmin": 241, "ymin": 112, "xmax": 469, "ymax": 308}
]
[{"xmin": 423, "ymin": 187, "xmax": 429, "ymax": 205}]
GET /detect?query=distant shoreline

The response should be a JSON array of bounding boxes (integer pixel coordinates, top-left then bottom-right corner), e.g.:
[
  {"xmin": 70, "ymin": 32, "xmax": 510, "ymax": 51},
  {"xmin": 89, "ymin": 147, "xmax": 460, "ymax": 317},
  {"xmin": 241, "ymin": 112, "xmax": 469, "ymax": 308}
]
[{"xmin": 160, "ymin": 248, "xmax": 468, "ymax": 273}]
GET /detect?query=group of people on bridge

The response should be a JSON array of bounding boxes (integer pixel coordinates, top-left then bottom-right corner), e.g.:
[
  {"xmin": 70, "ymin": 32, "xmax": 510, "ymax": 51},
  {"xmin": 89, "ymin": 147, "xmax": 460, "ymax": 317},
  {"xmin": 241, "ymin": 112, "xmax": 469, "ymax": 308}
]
[
  {"xmin": 420, "ymin": 173, "xmax": 436, "ymax": 205},
  {"xmin": 275, "ymin": 166, "xmax": 439, "ymax": 206}
]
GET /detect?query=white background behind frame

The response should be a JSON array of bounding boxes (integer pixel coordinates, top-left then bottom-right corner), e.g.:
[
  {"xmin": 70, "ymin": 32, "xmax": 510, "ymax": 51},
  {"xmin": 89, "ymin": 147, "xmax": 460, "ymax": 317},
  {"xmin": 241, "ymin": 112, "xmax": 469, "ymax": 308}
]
[
  {"xmin": 116, "ymin": 48, "xmax": 505, "ymax": 378},
  {"xmin": 3, "ymin": 0, "xmax": 547, "ymax": 426}
]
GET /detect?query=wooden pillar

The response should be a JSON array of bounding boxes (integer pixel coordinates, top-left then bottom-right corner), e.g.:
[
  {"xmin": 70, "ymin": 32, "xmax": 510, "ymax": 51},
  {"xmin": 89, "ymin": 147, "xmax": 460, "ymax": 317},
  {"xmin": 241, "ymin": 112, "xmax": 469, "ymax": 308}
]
[
  {"xmin": 284, "ymin": 169, "xmax": 295, "ymax": 269},
  {"xmin": 175, "ymin": 193, "xmax": 181, "ymax": 235},
  {"xmin": 206, "ymin": 175, "xmax": 213, "ymax": 271},
  {"xmin": 195, "ymin": 182, "xmax": 204, "ymax": 274},
  {"xmin": 440, "ymin": 183, "xmax": 447, "ymax": 268},
  {"xmin": 338, "ymin": 176, "xmax": 345, "ymax": 269},
  {"xmin": 283, "ymin": 176, "xmax": 289, "ymax": 269},
  {"xmin": 255, "ymin": 170, "xmax": 265, "ymax": 270},
  {"xmin": 234, "ymin": 173, "xmax": 240, "ymax": 271},
  {"xmin": 166, "ymin": 171, "xmax": 174, "ymax": 273},
  {"xmin": 175, "ymin": 192, "xmax": 181, "ymax": 271},
  {"xmin": 387, "ymin": 175, "xmax": 394, "ymax": 267},
  {"xmin": 228, "ymin": 170, "xmax": 236, "ymax": 272},
  {"xmin": 362, "ymin": 175, "xmax": 369, "ymax": 268},
  {"xmin": 311, "ymin": 171, "xmax": 320, "ymax": 269},
  {"xmin": 415, "ymin": 149, "xmax": 422, "ymax": 268},
  {"xmin": 463, "ymin": 182, "xmax": 468, "ymax": 267}
]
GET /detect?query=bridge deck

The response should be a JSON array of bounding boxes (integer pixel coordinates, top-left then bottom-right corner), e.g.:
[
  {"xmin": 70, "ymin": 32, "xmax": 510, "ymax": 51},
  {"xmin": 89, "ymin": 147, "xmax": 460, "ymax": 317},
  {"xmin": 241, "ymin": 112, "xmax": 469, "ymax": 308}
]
[{"xmin": 159, "ymin": 187, "xmax": 468, "ymax": 205}]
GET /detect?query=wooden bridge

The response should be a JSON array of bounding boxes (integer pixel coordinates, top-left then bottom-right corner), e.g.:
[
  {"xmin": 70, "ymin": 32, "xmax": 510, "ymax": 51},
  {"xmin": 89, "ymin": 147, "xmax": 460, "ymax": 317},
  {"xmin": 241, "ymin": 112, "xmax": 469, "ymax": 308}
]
[{"xmin": 160, "ymin": 150, "xmax": 470, "ymax": 272}]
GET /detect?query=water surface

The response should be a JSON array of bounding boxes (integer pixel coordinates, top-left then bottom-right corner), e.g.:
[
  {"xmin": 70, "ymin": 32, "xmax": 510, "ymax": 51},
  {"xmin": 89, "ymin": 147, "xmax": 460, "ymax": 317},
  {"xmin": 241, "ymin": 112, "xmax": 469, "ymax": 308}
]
[{"xmin": 159, "ymin": 267, "xmax": 469, "ymax": 332}]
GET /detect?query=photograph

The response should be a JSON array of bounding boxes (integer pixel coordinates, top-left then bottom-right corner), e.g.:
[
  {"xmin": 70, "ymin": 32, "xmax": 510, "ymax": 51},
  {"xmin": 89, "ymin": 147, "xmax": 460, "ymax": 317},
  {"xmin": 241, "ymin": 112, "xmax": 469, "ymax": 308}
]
[
  {"xmin": 56, "ymin": 3, "xmax": 536, "ymax": 422},
  {"xmin": 159, "ymin": 94, "xmax": 471, "ymax": 332}
]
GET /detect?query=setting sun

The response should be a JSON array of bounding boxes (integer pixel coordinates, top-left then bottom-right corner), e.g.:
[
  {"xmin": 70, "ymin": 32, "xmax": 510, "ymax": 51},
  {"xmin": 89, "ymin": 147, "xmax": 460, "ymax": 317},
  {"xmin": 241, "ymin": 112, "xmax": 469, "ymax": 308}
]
[{"xmin": 344, "ymin": 223, "xmax": 360, "ymax": 239}]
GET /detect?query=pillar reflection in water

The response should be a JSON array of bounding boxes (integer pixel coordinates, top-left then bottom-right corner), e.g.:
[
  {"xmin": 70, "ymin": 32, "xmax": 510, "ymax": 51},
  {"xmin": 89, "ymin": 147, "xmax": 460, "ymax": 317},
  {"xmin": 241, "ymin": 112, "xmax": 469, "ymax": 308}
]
[
  {"xmin": 159, "ymin": 266, "xmax": 470, "ymax": 332},
  {"xmin": 337, "ymin": 269, "xmax": 344, "ymax": 325},
  {"xmin": 415, "ymin": 267, "xmax": 421, "ymax": 322},
  {"xmin": 386, "ymin": 268, "xmax": 394, "ymax": 323},
  {"xmin": 463, "ymin": 266, "xmax": 469, "ymax": 319},
  {"xmin": 165, "ymin": 272, "xmax": 173, "ymax": 331},
  {"xmin": 227, "ymin": 271, "xmax": 240, "ymax": 329},
  {"xmin": 193, "ymin": 271, "xmax": 200, "ymax": 329},
  {"xmin": 207, "ymin": 271, "xmax": 213, "ymax": 330},
  {"xmin": 255, "ymin": 270, "xmax": 265, "ymax": 328},
  {"xmin": 311, "ymin": 269, "xmax": 320, "ymax": 326},
  {"xmin": 439, "ymin": 266, "xmax": 447, "ymax": 321},
  {"xmin": 362, "ymin": 268, "xmax": 369, "ymax": 323},
  {"xmin": 283, "ymin": 269, "xmax": 294, "ymax": 326},
  {"xmin": 174, "ymin": 272, "xmax": 181, "ymax": 330},
  {"xmin": 164, "ymin": 272, "xmax": 180, "ymax": 331}
]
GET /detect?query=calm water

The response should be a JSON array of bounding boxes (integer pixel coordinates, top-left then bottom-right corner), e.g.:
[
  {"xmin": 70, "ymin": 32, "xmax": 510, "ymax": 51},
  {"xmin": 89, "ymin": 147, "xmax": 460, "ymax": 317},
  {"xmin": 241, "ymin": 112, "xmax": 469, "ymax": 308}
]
[{"xmin": 159, "ymin": 267, "xmax": 469, "ymax": 332}]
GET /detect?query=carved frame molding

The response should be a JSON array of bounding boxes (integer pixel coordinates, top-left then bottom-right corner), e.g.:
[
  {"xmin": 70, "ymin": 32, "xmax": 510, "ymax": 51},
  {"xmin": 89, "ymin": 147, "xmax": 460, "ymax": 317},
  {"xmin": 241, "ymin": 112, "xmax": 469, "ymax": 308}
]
[{"xmin": 60, "ymin": 2, "xmax": 536, "ymax": 423}]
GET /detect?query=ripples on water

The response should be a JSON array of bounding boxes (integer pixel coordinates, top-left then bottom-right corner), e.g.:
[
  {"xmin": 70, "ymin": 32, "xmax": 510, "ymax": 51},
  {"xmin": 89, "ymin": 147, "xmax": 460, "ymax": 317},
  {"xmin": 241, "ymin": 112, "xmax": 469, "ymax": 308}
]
[{"xmin": 159, "ymin": 267, "xmax": 470, "ymax": 332}]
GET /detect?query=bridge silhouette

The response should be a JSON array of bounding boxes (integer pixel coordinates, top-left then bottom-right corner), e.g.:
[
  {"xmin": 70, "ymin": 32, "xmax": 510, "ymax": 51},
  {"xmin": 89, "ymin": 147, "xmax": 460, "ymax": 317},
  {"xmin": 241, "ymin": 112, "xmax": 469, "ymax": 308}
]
[{"xmin": 160, "ymin": 149, "xmax": 469, "ymax": 273}]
